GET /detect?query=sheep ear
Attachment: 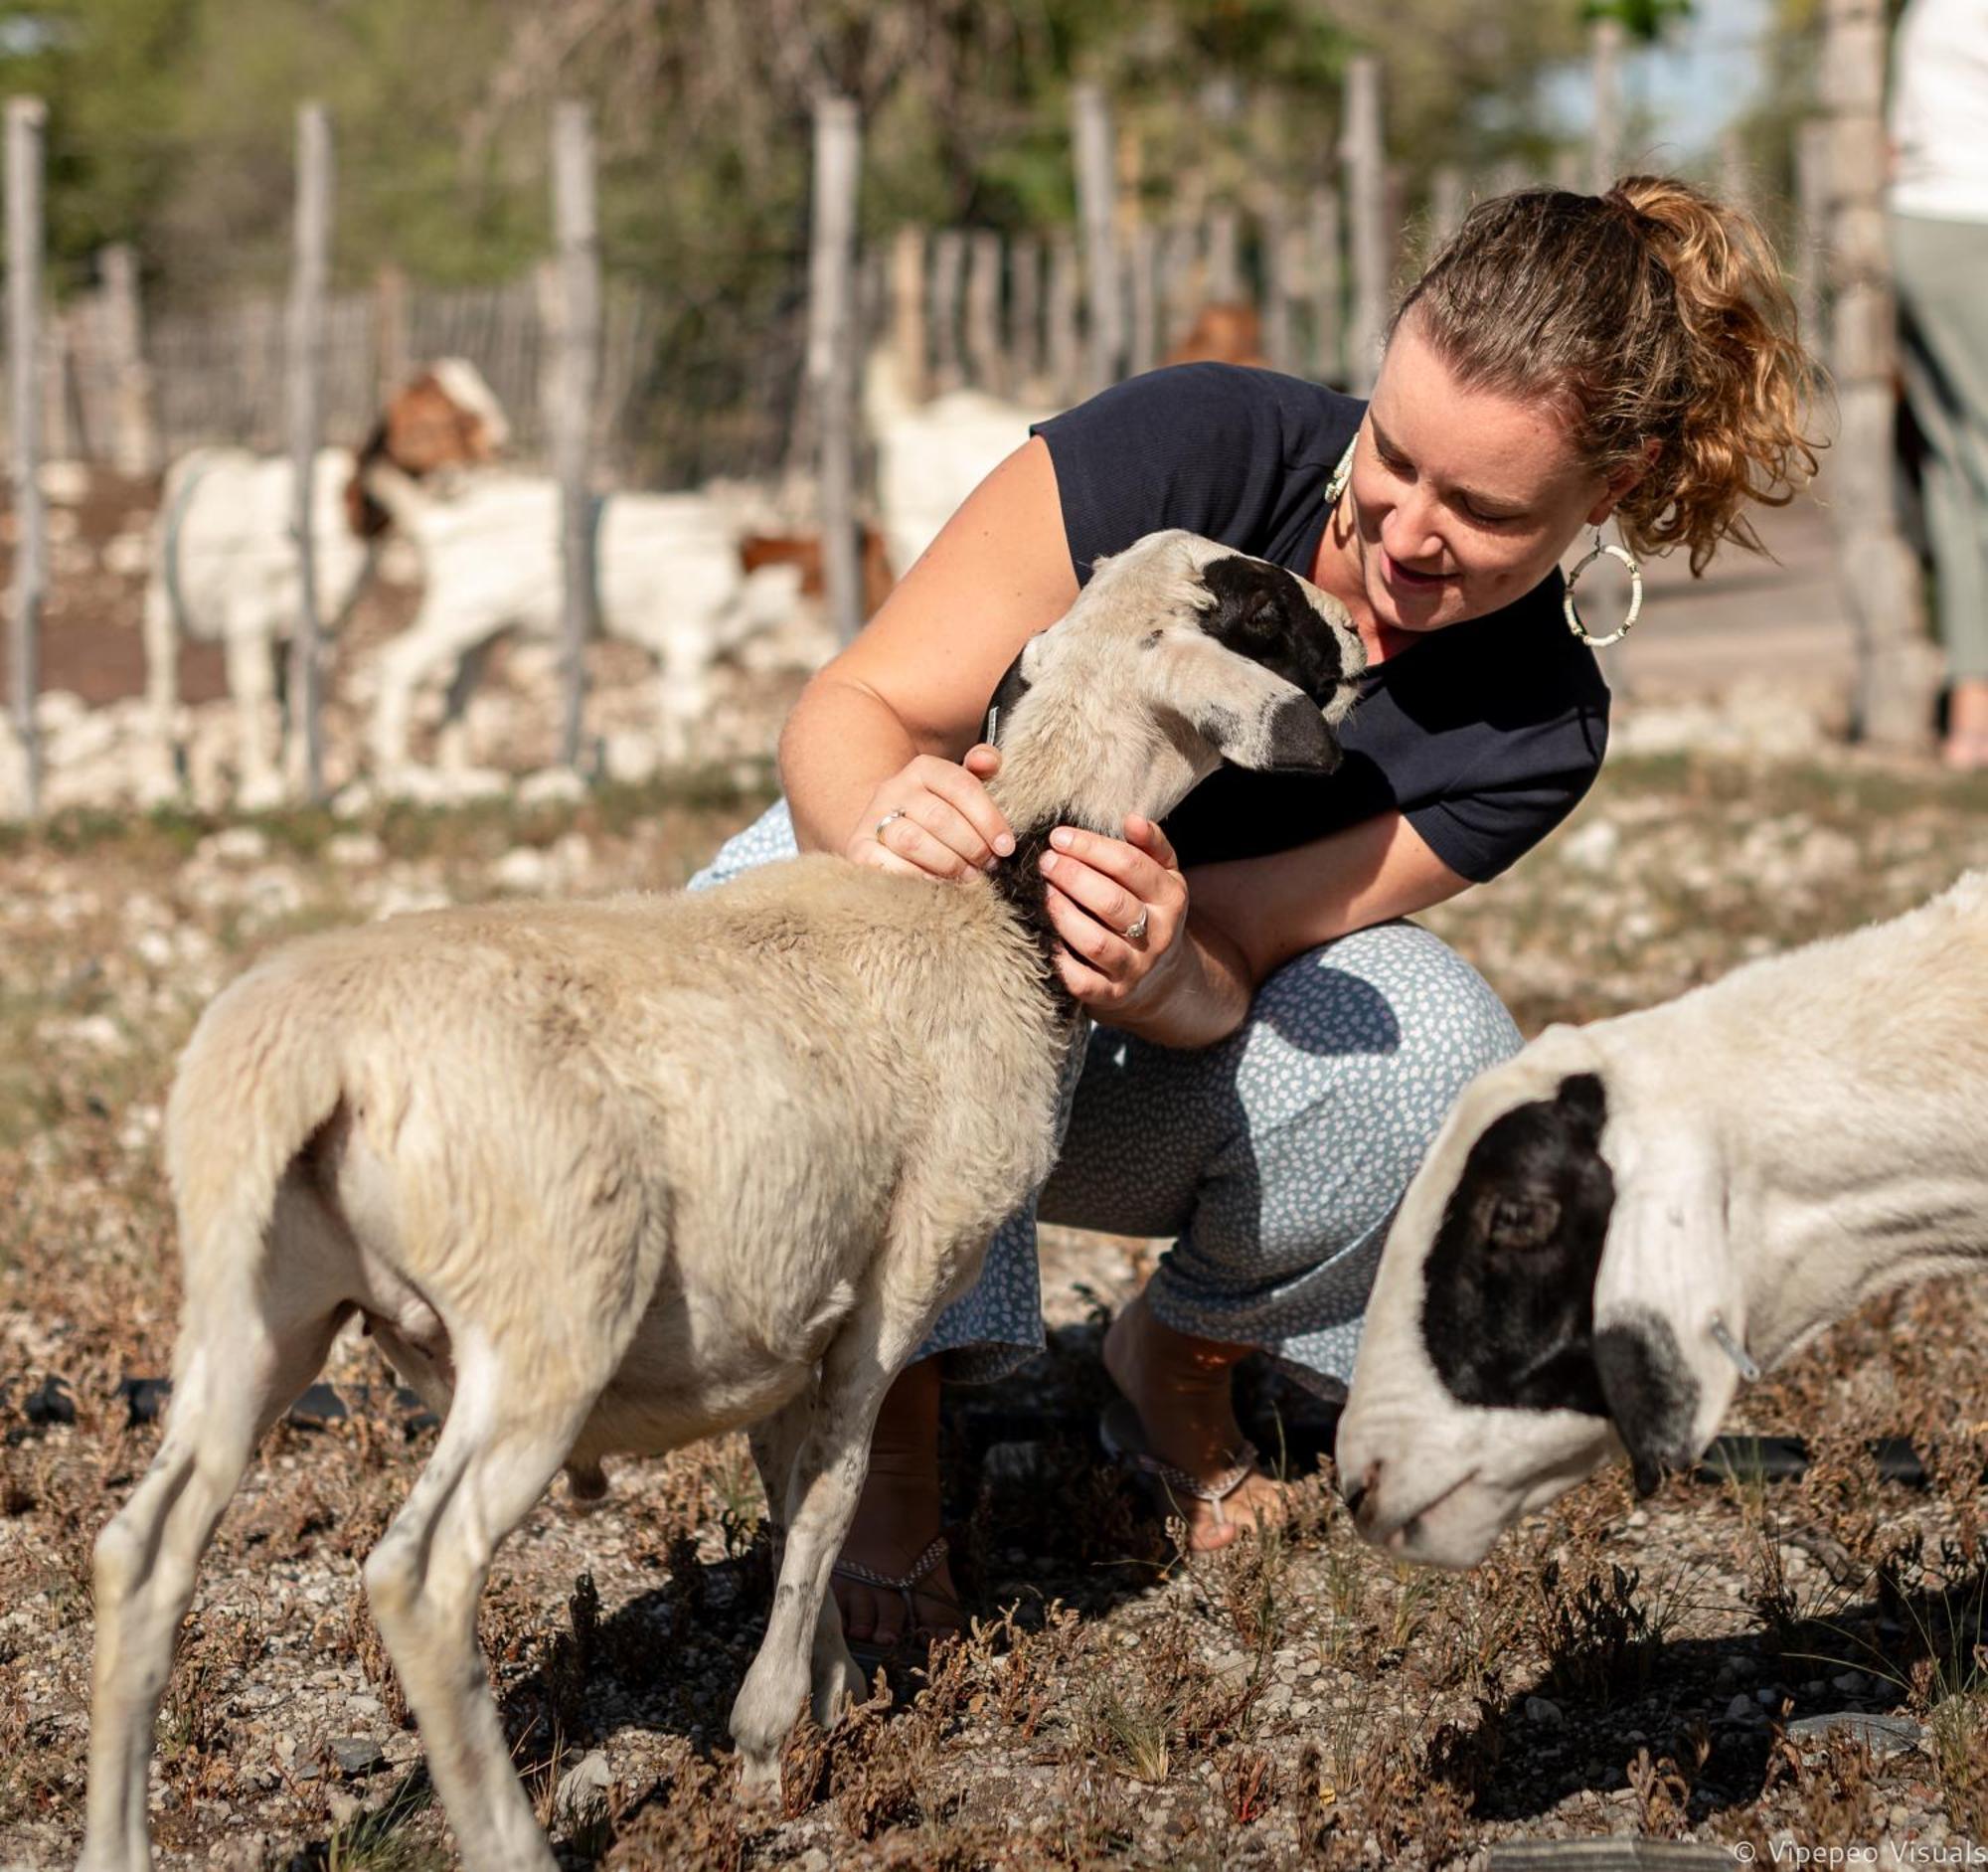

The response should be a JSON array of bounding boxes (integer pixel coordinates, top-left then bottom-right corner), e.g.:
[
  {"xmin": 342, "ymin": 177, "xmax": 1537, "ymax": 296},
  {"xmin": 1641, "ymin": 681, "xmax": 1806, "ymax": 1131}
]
[{"xmin": 1589, "ymin": 1155, "xmax": 1738, "ymax": 1497}]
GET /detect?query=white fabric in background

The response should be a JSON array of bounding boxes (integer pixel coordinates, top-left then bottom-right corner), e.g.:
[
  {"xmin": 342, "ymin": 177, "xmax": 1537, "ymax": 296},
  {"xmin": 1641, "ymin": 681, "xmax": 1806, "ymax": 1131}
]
[{"xmin": 1890, "ymin": 0, "xmax": 1988, "ymax": 224}]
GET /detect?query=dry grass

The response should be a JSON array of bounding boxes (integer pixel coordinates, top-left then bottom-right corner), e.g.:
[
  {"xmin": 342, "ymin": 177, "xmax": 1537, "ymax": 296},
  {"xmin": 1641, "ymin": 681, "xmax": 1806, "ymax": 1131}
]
[{"xmin": 2, "ymin": 750, "xmax": 1986, "ymax": 1866}]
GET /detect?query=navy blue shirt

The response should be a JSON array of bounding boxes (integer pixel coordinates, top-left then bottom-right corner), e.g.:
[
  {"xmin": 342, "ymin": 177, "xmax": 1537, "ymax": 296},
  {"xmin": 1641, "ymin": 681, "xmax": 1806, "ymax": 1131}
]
[{"xmin": 1031, "ymin": 363, "xmax": 1609, "ymax": 882}]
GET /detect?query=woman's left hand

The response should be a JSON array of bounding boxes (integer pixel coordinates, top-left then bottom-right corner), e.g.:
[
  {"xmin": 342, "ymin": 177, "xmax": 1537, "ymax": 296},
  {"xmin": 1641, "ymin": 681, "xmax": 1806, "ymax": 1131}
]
[{"xmin": 1038, "ymin": 814, "xmax": 1190, "ymax": 1016}]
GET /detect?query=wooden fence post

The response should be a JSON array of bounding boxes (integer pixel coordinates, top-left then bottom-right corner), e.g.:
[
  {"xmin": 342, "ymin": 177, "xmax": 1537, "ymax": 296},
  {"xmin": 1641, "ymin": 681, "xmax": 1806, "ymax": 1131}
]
[
  {"xmin": 1588, "ymin": 17, "xmax": 1624, "ymax": 193},
  {"xmin": 928, "ymin": 228, "xmax": 965, "ymax": 393},
  {"xmin": 1261, "ymin": 194, "xmax": 1294, "ymax": 373},
  {"xmin": 1794, "ymin": 118, "xmax": 1830, "ymax": 354},
  {"xmin": 1046, "ymin": 231, "xmax": 1080, "ymax": 403},
  {"xmin": 1428, "ymin": 166, "xmax": 1467, "ymax": 252},
  {"xmin": 1308, "ymin": 183, "xmax": 1343, "ymax": 386},
  {"xmin": 965, "ymin": 230, "xmax": 1005, "ymax": 395},
  {"xmin": 1205, "ymin": 206, "xmax": 1242, "ymax": 303},
  {"xmin": 1008, "ymin": 235, "xmax": 1043, "ymax": 398},
  {"xmin": 1341, "ymin": 57, "xmax": 1389, "ymax": 394},
  {"xmin": 283, "ymin": 102, "xmax": 332, "ymax": 804},
  {"xmin": 99, "ymin": 244, "xmax": 158, "ymax": 476},
  {"xmin": 1820, "ymin": 0, "xmax": 1937, "ymax": 749},
  {"xmin": 374, "ymin": 261, "xmax": 410, "ymax": 402},
  {"xmin": 6, "ymin": 96, "xmax": 45, "ymax": 819},
  {"xmin": 550, "ymin": 99, "xmax": 601, "ymax": 766},
  {"xmin": 1160, "ymin": 218, "xmax": 1201, "ymax": 351},
  {"xmin": 1126, "ymin": 221, "xmax": 1159, "ymax": 376},
  {"xmin": 807, "ymin": 93, "xmax": 862, "ymax": 642},
  {"xmin": 890, "ymin": 226, "xmax": 928, "ymax": 405},
  {"xmin": 1072, "ymin": 84, "xmax": 1121, "ymax": 393}
]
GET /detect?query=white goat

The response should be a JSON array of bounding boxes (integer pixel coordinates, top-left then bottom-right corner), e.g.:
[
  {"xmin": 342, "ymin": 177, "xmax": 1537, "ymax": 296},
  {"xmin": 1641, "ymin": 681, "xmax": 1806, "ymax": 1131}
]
[
  {"xmin": 865, "ymin": 350, "xmax": 1059, "ymax": 581},
  {"xmin": 358, "ymin": 462, "xmax": 805, "ymax": 780},
  {"xmin": 141, "ymin": 445, "xmax": 375, "ymax": 805},
  {"xmin": 83, "ymin": 530, "xmax": 1364, "ymax": 1869},
  {"xmin": 141, "ymin": 360, "xmax": 509, "ymax": 806},
  {"xmin": 1335, "ymin": 871, "xmax": 1988, "ymax": 1572}
]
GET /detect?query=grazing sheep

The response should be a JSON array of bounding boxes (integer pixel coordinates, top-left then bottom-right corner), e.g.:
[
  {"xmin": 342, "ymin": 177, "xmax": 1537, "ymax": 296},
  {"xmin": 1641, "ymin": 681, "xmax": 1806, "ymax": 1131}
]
[
  {"xmin": 83, "ymin": 529, "xmax": 1364, "ymax": 1870},
  {"xmin": 1334, "ymin": 871, "xmax": 1988, "ymax": 1571},
  {"xmin": 141, "ymin": 361, "xmax": 507, "ymax": 806}
]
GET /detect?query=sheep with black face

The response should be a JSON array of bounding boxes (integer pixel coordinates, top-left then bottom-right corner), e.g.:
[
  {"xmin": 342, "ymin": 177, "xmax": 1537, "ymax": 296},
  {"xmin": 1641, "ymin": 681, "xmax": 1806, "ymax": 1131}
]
[{"xmin": 1335, "ymin": 870, "xmax": 1988, "ymax": 1571}]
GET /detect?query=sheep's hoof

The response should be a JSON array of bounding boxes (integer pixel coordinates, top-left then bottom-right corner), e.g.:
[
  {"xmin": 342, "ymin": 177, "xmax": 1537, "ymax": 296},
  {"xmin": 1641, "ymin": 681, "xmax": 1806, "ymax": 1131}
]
[{"xmin": 735, "ymin": 1749, "xmax": 782, "ymax": 1805}]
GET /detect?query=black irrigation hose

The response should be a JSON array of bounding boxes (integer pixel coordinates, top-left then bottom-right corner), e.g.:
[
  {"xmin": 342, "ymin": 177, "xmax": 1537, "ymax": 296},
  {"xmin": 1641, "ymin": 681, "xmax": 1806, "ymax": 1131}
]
[
  {"xmin": 5, "ymin": 1379, "xmax": 1979, "ymax": 1494},
  {"xmin": 1695, "ymin": 1433, "xmax": 1951, "ymax": 1489}
]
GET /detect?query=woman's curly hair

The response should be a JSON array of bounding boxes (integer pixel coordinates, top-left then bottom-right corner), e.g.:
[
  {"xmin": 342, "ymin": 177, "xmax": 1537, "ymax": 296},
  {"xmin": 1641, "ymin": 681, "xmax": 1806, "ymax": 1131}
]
[{"xmin": 1392, "ymin": 176, "xmax": 1825, "ymax": 574}]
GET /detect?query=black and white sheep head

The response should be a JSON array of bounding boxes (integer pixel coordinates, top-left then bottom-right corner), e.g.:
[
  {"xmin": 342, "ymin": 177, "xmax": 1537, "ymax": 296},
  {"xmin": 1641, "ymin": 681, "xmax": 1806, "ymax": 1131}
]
[
  {"xmin": 1333, "ymin": 1026, "xmax": 1745, "ymax": 1571},
  {"xmin": 994, "ymin": 530, "xmax": 1365, "ymax": 831}
]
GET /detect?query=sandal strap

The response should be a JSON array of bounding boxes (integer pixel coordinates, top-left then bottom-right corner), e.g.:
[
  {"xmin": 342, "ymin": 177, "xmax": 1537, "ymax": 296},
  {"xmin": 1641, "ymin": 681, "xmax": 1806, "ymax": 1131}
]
[
  {"xmin": 1123, "ymin": 1443, "xmax": 1261, "ymax": 1511},
  {"xmin": 830, "ymin": 1532, "xmax": 950, "ymax": 1595}
]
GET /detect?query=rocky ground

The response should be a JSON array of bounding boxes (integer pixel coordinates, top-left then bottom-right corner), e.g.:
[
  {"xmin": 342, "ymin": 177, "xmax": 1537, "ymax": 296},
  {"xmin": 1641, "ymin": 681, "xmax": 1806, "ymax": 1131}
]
[{"xmin": 2, "ymin": 745, "xmax": 1986, "ymax": 1871}]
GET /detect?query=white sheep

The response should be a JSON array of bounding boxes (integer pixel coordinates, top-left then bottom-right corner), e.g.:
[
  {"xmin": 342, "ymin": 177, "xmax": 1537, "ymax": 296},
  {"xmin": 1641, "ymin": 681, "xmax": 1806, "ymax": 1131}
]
[
  {"xmin": 82, "ymin": 529, "xmax": 1365, "ymax": 1871},
  {"xmin": 1334, "ymin": 870, "xmax": 1988, "ymax": 1571},
  {"xmin": 141, "ymin": 361, "xmax": 509, "ymax": 808}
]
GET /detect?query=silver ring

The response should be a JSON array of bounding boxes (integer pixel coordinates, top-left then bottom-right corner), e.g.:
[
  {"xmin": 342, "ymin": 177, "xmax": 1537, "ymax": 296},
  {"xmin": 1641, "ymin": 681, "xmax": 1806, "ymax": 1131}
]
[
  {"xmin": 875, "ymin": 808, "xmax": 909, "ymax": 840},
  {"xmin": 1122, "ymin": 908, "xmax": 1149, "ymax": 942}
]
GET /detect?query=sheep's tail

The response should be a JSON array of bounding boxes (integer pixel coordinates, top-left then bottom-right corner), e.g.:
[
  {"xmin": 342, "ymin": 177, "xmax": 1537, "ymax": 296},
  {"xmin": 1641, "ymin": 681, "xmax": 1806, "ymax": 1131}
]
[{"xmin": 164, "ymin": 949, "xmax": 348, "ymax": 1325}]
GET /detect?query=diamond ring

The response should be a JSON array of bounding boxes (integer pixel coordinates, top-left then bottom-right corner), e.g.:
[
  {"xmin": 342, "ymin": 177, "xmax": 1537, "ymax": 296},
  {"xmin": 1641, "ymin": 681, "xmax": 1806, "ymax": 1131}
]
[
  {"xmin": 875, "ymin": 808, "xmax": 909, "ymax": 840},
  {"xmin": 1122, "ymin": 908, "xmax": 1149, "ymax": 942}
]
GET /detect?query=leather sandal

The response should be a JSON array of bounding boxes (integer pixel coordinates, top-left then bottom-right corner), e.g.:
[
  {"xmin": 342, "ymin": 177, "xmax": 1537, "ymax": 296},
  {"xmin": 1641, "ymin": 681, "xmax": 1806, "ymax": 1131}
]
[
  {"xmin": 831, "ymin": 1532, "xmax": 961, "ymax": 1672},
  {"xmin": 1099, "ymin": 1395, "xmax": 1268, "ymax": 1544}
]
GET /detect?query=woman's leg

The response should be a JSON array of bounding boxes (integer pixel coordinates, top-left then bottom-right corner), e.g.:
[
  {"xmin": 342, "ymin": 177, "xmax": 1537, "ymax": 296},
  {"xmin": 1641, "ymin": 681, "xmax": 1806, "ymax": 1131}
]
[
  {"xmin": 1893, "ymin": 213, "xmax": 1988, "ymax": 766},
  {"xmin": 1040, "ymin": 920, "xmax": 1521, "ymax": 1546}
]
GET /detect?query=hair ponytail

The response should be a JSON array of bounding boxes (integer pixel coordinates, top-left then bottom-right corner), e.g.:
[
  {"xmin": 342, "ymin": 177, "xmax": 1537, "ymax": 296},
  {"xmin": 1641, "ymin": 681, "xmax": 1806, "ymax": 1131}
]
[{"xmin": 1393, "ymin": 176, "xmax": 1824, "ymax": 574}]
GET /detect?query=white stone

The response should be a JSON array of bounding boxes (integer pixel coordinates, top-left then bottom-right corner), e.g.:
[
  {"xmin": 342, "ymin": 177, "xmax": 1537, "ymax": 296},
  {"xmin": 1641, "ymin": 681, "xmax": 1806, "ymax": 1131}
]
[
  {"xmin": 103, "ymin": 531, "xmax": 151, "ymax": 578},
  {"xmin": 517, "ymin": 766, "xmax": 588, "ymax": 809},
  {"xmin": 326, "ymin": 832, "xmax": 385, "ymax": 869},
  {"xmin": 201, "ymin": 825, "xmax": 270, "ymax": 866},
  {"xmin": 491, "ymin": 847, "xmax": 554, "ymax": 895},
  {"xmin": 551, "ymin": 1749, "xmax": 613, "ymax": 1833},
  {"xmin": 33, "ymin": 690, "xmax": 88, "ymax": 734}
]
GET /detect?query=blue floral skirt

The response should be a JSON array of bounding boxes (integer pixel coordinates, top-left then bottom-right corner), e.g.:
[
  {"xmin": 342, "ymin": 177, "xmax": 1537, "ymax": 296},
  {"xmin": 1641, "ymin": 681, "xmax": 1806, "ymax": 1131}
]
[{"xmin": 691, "ymin": 801, "xmax": 1520, "ymax": 1397}]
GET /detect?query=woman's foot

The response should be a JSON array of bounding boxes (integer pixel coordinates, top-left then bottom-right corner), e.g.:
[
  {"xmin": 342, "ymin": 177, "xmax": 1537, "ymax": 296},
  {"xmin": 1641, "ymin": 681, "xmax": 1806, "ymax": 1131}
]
[
  {"xmin": 1944, "ymin": 679, "xmax": 1988, "ymax": 771},
  {"xmin": 829, "ymin": 1359, "xmax": 962, "ymax": 1655},
  {"xmin": 1101, "ymin": 1290, "xmax": 1287, "ymax": 1551}
]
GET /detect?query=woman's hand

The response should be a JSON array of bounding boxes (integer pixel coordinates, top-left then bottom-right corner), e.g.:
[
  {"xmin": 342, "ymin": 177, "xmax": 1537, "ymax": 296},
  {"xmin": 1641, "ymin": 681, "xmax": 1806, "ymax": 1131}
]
[
  {"xmin": 1039, "ymin": 815, "xmax": 1191, "ymax": 1017},
  {"xmin": 845, "ymin": 743, "xmax": 1016, "ymax": 881}
]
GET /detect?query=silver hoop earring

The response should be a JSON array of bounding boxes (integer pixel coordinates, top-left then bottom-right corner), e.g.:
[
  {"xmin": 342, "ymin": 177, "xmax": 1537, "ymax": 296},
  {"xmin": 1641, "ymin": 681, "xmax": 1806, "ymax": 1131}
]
[{"xmin": 1563, "ymin": 526, "xmax": 1643, "ymax": 646}]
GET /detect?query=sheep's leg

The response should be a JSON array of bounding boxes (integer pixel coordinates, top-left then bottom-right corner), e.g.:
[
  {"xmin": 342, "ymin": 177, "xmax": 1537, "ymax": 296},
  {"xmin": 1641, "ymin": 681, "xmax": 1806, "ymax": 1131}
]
[
  {"xmin": 730, "ymin": 1293, "xmax": 932, "ymax": 1789},
  {"xmin": 747, "ymin": 1384, "xmax": 867, "ymax": 1723},
  {"xmin": 747, "ymin": 1383, "xmax": 813, "ymax": 1527},
  {"xmin": 83, "ymin": 1293, "xmax": 344, "ymax": 1872},
  {"xmin": 361, "ymin": 1352, "xmax": 603, "ymax": 1872}
]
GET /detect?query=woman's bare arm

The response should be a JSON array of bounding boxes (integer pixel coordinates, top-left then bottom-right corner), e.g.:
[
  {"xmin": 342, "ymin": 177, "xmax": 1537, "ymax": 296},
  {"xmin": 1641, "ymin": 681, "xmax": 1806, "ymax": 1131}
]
[
  {"xmin": 1064, "ymin": 812, "xmax": 1466, "ymax": 1050},
  {"xmin": 1173, "ymin": 810, "xmax": 1473, "ymax": 1014},
  {"xmin": 777, "ymin": 436, "xmax": 1077, "ymax": 862}
]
